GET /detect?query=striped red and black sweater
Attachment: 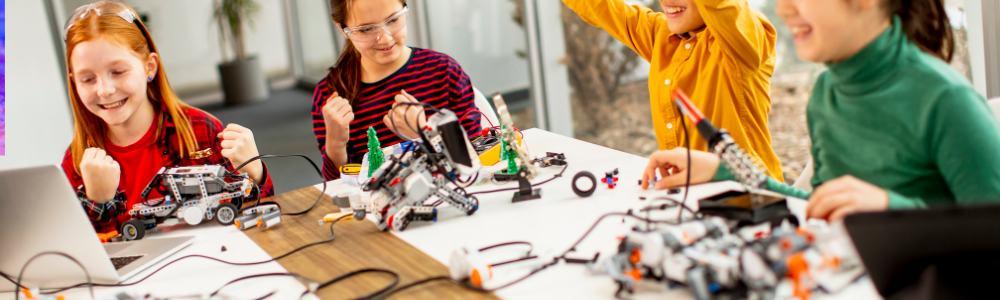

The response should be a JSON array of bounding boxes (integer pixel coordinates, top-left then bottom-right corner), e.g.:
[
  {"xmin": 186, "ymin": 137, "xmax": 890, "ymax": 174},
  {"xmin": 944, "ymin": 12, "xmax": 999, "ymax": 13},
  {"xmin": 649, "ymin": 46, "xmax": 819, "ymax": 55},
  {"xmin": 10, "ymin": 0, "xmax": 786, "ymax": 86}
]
[{"xmin": 312, "ymin": 47, "xmax": 482, "ymax": 180}]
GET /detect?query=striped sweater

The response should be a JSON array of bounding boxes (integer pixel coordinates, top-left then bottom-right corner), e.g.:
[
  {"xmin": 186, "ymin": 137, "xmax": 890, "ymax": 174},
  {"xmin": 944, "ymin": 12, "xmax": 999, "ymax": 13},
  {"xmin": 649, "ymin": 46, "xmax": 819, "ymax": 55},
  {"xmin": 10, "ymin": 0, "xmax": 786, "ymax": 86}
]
[{"xmin": 311, "ymin": 48, "xmax": 483, "ymax": 180}]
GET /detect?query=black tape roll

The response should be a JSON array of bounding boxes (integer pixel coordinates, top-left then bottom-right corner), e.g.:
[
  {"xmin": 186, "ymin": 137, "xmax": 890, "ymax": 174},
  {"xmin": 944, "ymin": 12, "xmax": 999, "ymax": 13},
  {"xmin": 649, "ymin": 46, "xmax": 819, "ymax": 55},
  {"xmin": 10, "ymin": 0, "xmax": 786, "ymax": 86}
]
[{"xmin": 572, "ymin": 171, "xmax": 597, "ymax": 197}]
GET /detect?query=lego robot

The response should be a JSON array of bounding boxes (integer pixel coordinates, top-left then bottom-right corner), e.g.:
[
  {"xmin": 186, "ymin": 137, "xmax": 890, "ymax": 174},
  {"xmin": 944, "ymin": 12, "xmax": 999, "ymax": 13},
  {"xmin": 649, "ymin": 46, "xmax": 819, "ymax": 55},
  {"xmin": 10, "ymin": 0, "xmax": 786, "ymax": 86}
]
[
  {"xmin": 354, "ymin": 109, "xmax": 482, "ymax": 231},
  {"xmin": 119, "ymin": 165, "xmax": 260, "ymax": 241},
  {"xmin": 590, "ymin": 218, "xmax": 857, "ymax": 300}
]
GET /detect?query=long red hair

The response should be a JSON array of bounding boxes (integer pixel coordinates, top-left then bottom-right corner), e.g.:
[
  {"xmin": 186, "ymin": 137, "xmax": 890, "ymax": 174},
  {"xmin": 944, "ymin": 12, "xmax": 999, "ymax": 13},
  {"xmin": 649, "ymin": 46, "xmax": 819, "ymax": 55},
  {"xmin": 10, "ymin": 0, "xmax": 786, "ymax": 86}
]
[{"xmin": 64, "ymin": 1, "xmax": 198, "ymax": 172}]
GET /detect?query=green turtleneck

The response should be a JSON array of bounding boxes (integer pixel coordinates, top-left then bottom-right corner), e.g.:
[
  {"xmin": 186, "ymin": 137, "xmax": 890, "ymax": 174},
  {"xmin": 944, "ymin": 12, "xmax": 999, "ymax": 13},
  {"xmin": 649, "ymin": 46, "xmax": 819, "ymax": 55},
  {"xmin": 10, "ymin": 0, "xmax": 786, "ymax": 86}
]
[{"xmin": 714, "ymin": 16, "xmax": 1000, "ymax": 208}]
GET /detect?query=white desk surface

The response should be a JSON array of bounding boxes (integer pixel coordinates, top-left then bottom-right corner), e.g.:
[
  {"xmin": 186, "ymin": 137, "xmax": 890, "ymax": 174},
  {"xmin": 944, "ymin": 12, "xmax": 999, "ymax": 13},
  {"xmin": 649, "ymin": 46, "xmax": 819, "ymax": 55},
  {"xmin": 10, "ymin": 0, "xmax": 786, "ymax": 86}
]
[
  {"xmin": 379, "ymin": 129, "xmax": 882, "ymax": 299},
  {"xmin": 10, "ymin": 129, "xmax": 880, "ymax": 300},
  {"xmin": 4, "ymin": 222, "xmax": 304, "ymax": 299}
]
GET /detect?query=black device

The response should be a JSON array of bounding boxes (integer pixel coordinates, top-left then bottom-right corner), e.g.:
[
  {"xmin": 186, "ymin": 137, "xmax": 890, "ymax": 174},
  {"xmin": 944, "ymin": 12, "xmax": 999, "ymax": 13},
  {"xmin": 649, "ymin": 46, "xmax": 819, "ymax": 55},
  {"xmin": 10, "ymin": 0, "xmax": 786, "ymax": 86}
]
[
  {"xmin": 844, "ymin": 204, "xmax": 1000, "ymax": 300},
  {"xmin": 697, "ymin": 190, "xmax": 792, "ymax": 227},
  {"xmin": 471, "ymin": 135, "xmax": 500, "ymax": 153},
  {"xmin": 425, "ymin": 110, "xmax": 478, "ymax": 171},
  {"xmin": 512, "ymin": 177, "xmax": 542, "ymax": 202}
]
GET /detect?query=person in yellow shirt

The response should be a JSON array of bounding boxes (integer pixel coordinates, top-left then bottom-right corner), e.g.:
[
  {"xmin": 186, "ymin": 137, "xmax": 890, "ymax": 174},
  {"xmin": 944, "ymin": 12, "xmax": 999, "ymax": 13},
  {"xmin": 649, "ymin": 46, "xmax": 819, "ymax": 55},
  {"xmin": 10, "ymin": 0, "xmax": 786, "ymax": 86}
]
[{"xmin": 563, "ymin": 0, "xmax": 783, "ymax": 180}]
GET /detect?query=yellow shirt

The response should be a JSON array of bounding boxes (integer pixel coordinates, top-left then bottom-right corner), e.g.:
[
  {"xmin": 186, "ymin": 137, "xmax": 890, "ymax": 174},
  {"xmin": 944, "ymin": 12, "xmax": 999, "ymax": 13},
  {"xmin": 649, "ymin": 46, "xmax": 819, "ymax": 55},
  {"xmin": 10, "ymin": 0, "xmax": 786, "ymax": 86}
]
[{"xmin": 564, "ymin": 0, "xmax": 784, "ymax": 180}]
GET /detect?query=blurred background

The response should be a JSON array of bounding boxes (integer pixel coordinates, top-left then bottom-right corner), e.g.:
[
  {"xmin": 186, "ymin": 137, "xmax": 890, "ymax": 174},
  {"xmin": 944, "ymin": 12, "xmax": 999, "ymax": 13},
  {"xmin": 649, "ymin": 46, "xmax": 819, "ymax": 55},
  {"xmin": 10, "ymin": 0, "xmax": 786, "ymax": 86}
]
[
  {"xmin": 3, "ymin": 0, "xmax": 998, "ymax": 194},
  {"xmin": 1, "ymin": 0, "xmax": 6, "ymax": 156}
]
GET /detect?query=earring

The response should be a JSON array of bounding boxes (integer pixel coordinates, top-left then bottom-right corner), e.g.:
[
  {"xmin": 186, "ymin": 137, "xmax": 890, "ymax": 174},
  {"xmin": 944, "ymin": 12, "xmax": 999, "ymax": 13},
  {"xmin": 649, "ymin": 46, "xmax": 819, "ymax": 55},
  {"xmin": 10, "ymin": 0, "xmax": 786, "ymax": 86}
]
[{"xmin": 147, "ymin": 76, "xmax": 154, "ymax": 82}]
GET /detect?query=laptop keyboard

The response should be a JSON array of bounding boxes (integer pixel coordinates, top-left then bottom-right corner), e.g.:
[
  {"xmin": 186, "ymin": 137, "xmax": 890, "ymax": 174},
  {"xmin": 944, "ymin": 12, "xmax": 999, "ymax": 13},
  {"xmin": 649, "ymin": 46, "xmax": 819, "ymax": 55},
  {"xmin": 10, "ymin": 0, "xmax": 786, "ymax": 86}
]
[{"xmin": 110, "ymin": 255, "xmax": 144, "ymax": 270}]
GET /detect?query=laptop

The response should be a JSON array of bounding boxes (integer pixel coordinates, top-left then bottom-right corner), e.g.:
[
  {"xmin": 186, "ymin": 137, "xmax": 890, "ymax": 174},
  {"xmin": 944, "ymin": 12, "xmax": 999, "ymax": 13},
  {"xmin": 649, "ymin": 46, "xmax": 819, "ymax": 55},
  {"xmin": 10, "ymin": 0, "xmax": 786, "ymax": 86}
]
[
  {"xmin": 843, "ymin": 204, "xmax": 1000, "ymax": 299},
  {"xmin": 0, "ymin": 165, "xmax": 192, "ymax": 291}
]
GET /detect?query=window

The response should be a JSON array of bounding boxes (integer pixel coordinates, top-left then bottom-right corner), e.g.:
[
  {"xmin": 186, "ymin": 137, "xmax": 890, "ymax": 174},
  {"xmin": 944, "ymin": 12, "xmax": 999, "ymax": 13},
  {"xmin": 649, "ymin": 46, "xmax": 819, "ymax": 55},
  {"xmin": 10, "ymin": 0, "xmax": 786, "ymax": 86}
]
[
  {"xmin": 423, "ymin": 0, "xmax": 538, "ymax": 128},
  {"xmin": 562, "ymin": 0, "xmax": 976, "ymax": 181}
]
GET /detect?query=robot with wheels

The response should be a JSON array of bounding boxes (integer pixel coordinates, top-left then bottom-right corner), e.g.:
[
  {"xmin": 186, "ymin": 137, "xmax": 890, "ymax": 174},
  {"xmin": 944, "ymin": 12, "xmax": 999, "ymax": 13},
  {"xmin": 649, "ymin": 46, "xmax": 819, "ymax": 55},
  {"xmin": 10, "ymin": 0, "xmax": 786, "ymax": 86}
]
[
  {"xmin": 119, "ymin": 165, "xmax": 260, "ymax": 241},
  {"xmin": 354, "ymin": 108, "xmax": 482, "ymax": 231}
]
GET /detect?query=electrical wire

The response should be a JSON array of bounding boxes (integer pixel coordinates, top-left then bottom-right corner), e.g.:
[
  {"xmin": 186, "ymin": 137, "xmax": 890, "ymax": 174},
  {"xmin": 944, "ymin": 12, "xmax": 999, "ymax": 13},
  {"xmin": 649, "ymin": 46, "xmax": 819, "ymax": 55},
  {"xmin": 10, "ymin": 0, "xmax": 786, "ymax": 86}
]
[
  {"xmin": 478, "ymin": 241, "xmax": 533, "ymax": 253},
  {"xmin": 387, "ymin": 101, "xmax": 441, "ymax": 145},
  {"xmin": 231, "ymin": 154, "xmax": 327, "ymax": 216},
  {"xmin": 455, "ymin": 171, "xmax": 479, "ymax": 188},
  {"xmin": 458, "ymin": 107, "xmax": 493, "ymax": 128},
  {"xmin": 378, "ymin": 210, "xmax": 686, "ymax": 296},
  {"xmin": 208, "ymin": 272, "xmax": 312, "ymax": 298},
  {"xmin": 13, "ymin": 251, "xmax": 95, "ymax": 300},
  {"xmin": 14, "ymin": 216, "xmax": 350, "ymax": 296},
  {"xmin": 305, "ymin": 268, "xmax": 400, "ymax": 299},
  {"xmin": 677, "ymin": 106, "xmax": 693, "ymax": 224},
  {"xmin": 372, "ymin": 275, "xmax": 493, "ymax": 300},
  {"xmin": 640, "ymin": 196, "xmax": 702, "ymax": 219},
  {"xmin": 467, "ymin": 163, "xmax": 569, "ymax": 196}
]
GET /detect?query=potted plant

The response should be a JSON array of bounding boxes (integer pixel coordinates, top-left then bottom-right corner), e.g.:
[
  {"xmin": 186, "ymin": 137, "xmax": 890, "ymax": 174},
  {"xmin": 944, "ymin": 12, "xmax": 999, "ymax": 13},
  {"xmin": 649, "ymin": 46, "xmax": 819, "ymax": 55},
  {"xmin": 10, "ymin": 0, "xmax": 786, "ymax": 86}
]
[{"xmin": 214, "ymin": 0, "xmax": 269, "ymax": 106}]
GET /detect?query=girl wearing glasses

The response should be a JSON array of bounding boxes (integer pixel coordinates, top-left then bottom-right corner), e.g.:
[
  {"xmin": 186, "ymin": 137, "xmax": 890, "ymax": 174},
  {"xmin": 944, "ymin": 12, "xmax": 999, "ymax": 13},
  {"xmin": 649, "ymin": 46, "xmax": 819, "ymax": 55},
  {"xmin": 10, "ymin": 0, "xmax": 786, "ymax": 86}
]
[
  {"xmin": 312, "ymin": 0, "xmax": 483, "ymax": 180},
  {"xmin": 60, "ymin": 1, "xmax": 274, "ymax": 234}
]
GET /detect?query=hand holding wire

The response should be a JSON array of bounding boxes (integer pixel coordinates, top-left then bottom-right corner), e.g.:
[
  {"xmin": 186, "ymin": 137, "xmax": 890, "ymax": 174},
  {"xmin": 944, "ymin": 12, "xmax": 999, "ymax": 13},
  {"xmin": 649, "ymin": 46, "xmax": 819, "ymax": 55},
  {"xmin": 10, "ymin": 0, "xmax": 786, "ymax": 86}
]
[
  {"xmin": 218, "ymin": 123, "xmax": 264, "ymax": 184},
  {"xmin": 383, "ymin": 90, "xmax": 427, "ymax": 140}
]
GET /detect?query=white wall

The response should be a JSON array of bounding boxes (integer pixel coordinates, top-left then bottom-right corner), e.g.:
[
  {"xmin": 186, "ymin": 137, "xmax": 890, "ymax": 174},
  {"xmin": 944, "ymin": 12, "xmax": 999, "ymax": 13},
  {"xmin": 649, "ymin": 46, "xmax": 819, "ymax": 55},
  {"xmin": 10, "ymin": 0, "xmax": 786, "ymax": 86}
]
[
  {"xmin": 59, "ymin": 0, "xmax": 292, "ymax": 93},
  {"xmin": 294, "ymin": 0, "xmax": 338, "ymax": 78},
  {"xmin": 966, "ymin": 0, "xmax": 1000, "ymax": 98},
  {"xmin": 0, "ymin": 1, "xmax": 74, "ymax": 170},
  {"xmin": 424, "ymin": 0, "xmax": 531, "ymax": 95}
]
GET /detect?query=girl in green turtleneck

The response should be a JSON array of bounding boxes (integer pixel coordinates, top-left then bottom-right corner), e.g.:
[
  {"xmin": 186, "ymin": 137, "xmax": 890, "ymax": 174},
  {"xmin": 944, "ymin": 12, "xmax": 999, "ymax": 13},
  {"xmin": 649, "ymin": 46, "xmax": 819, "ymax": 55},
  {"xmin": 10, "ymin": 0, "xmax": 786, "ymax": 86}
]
[{"xmin": 639, "ymin": 0, "xmax": 1000, "ymax": 222}]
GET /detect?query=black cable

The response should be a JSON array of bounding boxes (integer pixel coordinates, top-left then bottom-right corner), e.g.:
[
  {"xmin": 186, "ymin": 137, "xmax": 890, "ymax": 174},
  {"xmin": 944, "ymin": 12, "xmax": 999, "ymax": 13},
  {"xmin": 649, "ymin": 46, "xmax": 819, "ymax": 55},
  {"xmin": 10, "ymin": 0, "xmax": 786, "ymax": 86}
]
[
  {"xmin": 458, "ymin": 107, "xmax": 490, "ymax": 128},
  {"xmin": 374, "ymin": 275, "xmax": 490, "ymax": 299},
  {"xmin": 677, "ymin": 106, "xmax": 692, "ymax": 224},
  {"xmin": 641, "ymin": 196, "xmax": 702, "ymax": 218},
  {"xmin": 208, "ymin": 272, "xmax": 312, "ymax": 298},
  {"xmin": 477, "ymin": 241, "xmax": 539, "ymax": 268},
  {"xmin": 403, "ymin": 211, "xmax": 684, "ymax": 294},
  {"xmin": 231, "ymin": 154, "xmax": 327, "ymax": 216},
  {"xmin": 0, "ymin": 272, "xmax": 21, "ymax": 290},
  {"xmin": 387, "ymin": 101, "xmax": 441, "ymax": 151},
  {"xmin": 30, "ymin": 218, "xmax": 347, "ymax": 295},
  {"xmin": 13, "ymin": 252, "xmax": 95, "ymax": 300},
  {"xmin": 303, "ymin": 268, "xmax": 400, "ymax": 300},
  {"xmin": 455, "ymin": 171, "xmax": 479, "ymax": 188},
  {"xmin": 253, "ymin": 291, "xmax": 277, "ymax": 300},
  {"xmin": 387, "ymin": 102, "xmax": 424, "ymax": 141},
  {"xmin": 478, "ymin": 241, "xmax": 533, "ymax": 253},
  {"xmin": 468, "ymin": 163, "xmax": 569, "ymax": 196}
]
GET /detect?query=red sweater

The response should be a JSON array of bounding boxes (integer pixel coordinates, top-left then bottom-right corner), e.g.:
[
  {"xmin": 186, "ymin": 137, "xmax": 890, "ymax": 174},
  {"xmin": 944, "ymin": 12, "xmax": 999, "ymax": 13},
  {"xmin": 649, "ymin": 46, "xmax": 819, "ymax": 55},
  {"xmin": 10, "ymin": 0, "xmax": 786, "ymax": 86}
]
[
  {"xmin": 62, "ymin": 107, "xmax": 275, "ymax": 233},
  {"xmin": 312, "ymin": 48, "xmax": 482, "ymax": 180}
]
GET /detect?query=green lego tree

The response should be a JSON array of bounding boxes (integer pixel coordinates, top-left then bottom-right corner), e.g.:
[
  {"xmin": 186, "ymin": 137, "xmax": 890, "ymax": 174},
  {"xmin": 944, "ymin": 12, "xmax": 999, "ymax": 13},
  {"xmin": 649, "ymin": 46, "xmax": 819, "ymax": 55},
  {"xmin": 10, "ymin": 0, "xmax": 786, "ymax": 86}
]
[
  {"xmin": 366, "ymin": 127, "xmax": 384, "ymax": 177},
  {"xmin": 499, "ymin": 125, "xmax": 519, "ymax": 175}
]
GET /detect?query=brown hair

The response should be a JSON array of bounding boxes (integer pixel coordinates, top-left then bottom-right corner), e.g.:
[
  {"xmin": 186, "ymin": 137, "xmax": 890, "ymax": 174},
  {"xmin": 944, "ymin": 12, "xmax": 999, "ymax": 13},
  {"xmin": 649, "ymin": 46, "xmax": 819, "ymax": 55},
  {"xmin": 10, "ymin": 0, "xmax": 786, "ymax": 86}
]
[
  {"xmin": 65, "ymin": 1, "xmax": 199, "ymax": 172},
  {"xmin": 327, "ymin": 0, "xmax": 407, "ymax": 103},
  {"xmin": 886, "ymin": 0, "xmax": 954, "ymax": 62}
]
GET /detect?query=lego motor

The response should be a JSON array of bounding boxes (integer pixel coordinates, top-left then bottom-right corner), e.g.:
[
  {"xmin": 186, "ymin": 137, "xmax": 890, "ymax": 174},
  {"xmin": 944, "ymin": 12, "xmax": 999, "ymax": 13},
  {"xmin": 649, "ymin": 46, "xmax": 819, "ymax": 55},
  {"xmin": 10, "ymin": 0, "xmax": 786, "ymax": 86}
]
[{"xmin": 235, "ymin": 203, "xmax": 282, "ymax": 231}]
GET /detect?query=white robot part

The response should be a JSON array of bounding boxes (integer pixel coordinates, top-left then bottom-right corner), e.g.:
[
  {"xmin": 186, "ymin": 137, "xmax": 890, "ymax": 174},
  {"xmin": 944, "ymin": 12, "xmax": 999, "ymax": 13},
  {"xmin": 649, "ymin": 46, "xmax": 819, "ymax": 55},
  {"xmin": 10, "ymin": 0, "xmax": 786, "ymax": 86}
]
[
  {"xmin": 180, "ymin": 206, "xmax": 205, "ymax": 225},
  {"xmin": 448, "ymin": 247, "xmax": 494, "ymax": 287},
  {"xmin": 403, "ymin": 170, "xmax": 435, "ymax": 204}
]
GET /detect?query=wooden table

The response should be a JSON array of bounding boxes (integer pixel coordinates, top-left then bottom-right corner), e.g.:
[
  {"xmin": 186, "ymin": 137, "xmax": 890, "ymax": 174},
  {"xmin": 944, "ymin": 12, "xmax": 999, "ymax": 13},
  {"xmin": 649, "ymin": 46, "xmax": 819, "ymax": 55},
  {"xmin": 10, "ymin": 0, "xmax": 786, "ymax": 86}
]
[{"xmin": 244, "ymin": 187, "xmax": 497, "ymax": 299}]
